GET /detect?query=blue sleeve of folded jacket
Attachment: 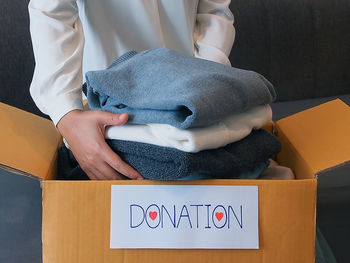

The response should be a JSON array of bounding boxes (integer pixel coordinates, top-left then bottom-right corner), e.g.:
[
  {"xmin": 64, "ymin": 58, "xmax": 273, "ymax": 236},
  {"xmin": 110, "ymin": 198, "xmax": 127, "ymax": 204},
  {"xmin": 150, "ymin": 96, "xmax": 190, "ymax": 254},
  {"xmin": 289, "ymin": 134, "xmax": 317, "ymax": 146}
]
[{"xmin": 86, "ymin": 48, "xmax": 276, "ymax": 129}]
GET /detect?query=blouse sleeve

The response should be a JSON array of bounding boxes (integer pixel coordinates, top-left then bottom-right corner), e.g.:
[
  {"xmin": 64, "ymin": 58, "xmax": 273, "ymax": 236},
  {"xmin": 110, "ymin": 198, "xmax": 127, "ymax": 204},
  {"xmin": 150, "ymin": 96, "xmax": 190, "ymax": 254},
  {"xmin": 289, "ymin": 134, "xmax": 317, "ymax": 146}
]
[
  {"xmin": 194, "ymin": 0, "xmax": 235, "ymax": 66},
  {"xmin": 28, "ymin": 0, "xmax": 84, "ymax": 125}
]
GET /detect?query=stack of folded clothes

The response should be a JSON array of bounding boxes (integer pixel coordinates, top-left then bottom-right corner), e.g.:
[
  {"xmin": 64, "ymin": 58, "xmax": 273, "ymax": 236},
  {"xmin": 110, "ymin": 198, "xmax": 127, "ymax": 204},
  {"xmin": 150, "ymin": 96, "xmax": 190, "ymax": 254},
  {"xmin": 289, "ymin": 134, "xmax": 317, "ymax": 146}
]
[{"xmin": 58, "ymin": 48, "xmax": 282, "ymax": 180}]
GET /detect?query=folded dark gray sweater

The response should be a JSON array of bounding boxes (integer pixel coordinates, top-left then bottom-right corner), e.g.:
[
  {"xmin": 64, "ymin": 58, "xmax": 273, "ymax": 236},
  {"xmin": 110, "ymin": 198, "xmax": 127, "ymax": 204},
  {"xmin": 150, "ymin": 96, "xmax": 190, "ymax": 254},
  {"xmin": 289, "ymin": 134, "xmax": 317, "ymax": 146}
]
[
  {"xmin": 86, "ymin": 48, "xmax": 276, "ymax": 129},
  {"xmin": 58, "ymin": 129, "xmax": 281, "ymax": 181}
]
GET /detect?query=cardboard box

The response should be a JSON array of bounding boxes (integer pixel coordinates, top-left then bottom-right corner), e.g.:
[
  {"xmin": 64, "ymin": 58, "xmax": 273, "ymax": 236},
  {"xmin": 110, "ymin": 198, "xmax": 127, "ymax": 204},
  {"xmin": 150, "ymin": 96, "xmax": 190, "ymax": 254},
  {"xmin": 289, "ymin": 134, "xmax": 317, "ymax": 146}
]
[
  {"xmin": 275, "ymin": 99, "xmax": 350, "ymax": 206},
  {"xmin": 1, "ymin": 99, "xmax": 348, "ymax": 262}
]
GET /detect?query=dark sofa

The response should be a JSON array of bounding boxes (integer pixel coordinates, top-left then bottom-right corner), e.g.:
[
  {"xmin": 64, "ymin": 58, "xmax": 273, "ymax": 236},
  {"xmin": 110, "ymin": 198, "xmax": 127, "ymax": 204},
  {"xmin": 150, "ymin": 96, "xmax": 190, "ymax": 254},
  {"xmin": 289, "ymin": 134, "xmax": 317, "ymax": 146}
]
[
  {"xmin": 229, "ymin": 0, "xmax": 350, "ymax": 121},
  {"xmin": 0, "ymin": 1, "xmax": 349, "ymax": 262}
]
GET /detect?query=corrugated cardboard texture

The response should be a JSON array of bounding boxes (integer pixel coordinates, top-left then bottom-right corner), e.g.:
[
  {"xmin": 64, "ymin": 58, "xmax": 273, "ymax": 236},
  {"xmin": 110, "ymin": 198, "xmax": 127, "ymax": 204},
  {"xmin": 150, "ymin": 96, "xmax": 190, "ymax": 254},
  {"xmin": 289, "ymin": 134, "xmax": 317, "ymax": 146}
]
[
  {"xmin": 276, "ymin": 99, "xmax": 350, "ymax": 179},
  {"xmin": 42, "ymin": 179, "xmax": 316, "ymax": 263},
  {"xmin": 0, "ymin": 103, "xmax": 61, "ymax": 180},
  {"xmin": 262, "ymin": 120, "xmax": 274, "ymax": 133}
]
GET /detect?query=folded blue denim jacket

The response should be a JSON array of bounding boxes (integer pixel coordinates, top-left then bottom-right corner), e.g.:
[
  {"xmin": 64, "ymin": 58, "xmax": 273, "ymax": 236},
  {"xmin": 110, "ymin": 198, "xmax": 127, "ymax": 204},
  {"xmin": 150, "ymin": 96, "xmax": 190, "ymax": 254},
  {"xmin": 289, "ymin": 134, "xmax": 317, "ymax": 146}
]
[{"xmin": 86, "ymin": 48, "xmax": 276, "ymax": 129}]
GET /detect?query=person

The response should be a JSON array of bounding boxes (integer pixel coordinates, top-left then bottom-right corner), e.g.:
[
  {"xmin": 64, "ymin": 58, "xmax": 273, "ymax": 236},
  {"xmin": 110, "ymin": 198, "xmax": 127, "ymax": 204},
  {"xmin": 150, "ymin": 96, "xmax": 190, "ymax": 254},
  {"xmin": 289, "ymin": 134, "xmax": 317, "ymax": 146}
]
[{"xmin": 28, "ymin": 0, "xmax": 235, "ymax": 180}]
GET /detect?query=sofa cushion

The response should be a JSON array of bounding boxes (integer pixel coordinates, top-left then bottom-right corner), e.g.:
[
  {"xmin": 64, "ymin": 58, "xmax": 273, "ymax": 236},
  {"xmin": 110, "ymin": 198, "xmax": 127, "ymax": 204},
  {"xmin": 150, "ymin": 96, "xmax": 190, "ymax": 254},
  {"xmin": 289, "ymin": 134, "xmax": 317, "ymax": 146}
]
[
  {"xmin": 0, "ymin": 0, "xmax": 44, "ymax": 117},
  {"xmin": 229, "ymin": 0, "xmax": 350, "ymax": 101},
  {"xmin": 271, "ymin": 93, "xmax": 350, "ymax": 121}
]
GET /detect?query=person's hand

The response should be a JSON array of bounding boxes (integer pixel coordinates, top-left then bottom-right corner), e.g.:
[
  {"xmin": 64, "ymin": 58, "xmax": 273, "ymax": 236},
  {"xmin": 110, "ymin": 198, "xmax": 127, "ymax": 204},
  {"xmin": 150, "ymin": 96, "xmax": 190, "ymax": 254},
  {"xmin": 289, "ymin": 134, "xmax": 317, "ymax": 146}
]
[{"xmin": 57, "ymin": 110, "xmax": 143, "ymax": 180}]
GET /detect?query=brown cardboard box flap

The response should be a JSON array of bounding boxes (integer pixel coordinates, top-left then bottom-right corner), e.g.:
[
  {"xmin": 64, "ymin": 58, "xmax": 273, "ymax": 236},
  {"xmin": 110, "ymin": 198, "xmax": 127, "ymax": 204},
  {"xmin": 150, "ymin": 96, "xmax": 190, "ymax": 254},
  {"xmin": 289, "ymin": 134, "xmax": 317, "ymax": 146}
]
[
  {"xmin": 276, "ymin": 99, "xmax": 350, "ymax": 179},
  {"xmin": 42, "ymin": 179, "xmax": 316, "ymax": 263},
  {"xmin": 0, "ymin": 103, "xmax": 61, "ymax": 180}
]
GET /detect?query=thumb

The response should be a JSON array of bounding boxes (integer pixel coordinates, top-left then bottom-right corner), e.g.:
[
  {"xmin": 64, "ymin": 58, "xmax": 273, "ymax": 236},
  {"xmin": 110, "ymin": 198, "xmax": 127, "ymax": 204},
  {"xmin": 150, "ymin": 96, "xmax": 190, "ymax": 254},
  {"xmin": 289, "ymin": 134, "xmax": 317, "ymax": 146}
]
[{"xmin": 96, "ymin": 111, "xmax": 129, "ymax": 127}]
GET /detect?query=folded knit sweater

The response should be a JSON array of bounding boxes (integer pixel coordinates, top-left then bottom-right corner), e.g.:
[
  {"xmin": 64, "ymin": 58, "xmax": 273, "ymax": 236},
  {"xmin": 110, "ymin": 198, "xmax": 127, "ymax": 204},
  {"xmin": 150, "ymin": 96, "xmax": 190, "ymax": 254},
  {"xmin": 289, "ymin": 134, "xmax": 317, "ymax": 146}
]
[{"xmin": 86, "ymin": 48, "xmax": 276, "ymax": 129}]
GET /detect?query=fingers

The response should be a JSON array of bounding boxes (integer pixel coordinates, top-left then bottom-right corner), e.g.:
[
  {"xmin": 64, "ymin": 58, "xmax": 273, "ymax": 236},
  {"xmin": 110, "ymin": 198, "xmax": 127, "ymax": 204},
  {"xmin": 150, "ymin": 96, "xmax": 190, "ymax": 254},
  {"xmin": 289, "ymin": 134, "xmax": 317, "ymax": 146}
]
[
  {"xmin": 84, "ymin": 168, "xmax": 98, "ymax": 180},
  {"xmin": 83, "ymin": 159, "xmax": 127, "ymax": 180},
  {"xmin": 78, "ymin": 142, "xmax": 132, "ymax": 180},
  {"xmin": 96, "ymin": 111, "xmax": 129, "ymax": 127},
  {"xmin": 98, "ymin": 163, "xmax": 125, "ymax": 180},
  {"xmin": 79, "ymin": 140, "xmax": 142, "ymax": 180},
  {"xmin": 57, "ymin": 110, "xmax": 143, "ymax": 181},
  {"xmin": 95, "ymin": 111, "xmax": 144, "ymax": 180},
  {"xmin": 102, "ymin": 143, "xmax": 144, "ymax": 180}
]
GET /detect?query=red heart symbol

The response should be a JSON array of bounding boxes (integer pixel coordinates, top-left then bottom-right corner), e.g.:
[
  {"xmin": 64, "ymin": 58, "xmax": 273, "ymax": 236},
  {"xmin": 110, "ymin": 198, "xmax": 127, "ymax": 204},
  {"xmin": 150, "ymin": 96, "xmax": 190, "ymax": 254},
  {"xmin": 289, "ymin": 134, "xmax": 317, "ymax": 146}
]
[
  {"xmin": 149, "ymin": 211, "xmax": 158, "ymax": 220},
  {"xmin": 215, "ymin": 212, "xmax": 224, "ymax": 221}
]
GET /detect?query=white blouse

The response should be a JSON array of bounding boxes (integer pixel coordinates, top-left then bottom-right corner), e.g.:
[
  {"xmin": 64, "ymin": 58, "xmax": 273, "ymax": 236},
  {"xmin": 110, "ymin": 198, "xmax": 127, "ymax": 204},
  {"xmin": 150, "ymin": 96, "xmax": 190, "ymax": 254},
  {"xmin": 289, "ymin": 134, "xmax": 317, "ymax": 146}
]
[{"xmin": 28, "ymin": 0, "xmax": 235, "ymax": 125}]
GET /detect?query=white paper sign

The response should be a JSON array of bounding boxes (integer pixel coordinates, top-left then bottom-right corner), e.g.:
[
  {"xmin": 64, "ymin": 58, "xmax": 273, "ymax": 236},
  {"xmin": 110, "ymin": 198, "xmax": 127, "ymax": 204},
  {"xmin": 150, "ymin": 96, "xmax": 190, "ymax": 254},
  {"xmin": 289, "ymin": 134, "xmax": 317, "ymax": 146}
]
[{"xmin": 110, "ymin": 185, "xmax": 258, "ymax": 249}]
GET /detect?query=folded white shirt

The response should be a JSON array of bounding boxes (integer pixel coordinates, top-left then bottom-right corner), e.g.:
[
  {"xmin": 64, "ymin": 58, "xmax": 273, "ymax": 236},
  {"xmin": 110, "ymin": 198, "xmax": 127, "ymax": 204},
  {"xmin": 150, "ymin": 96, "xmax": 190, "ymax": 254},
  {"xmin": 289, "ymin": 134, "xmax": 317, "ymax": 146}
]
[{"xmin": 104, "ymin": 104, "xmax": 272, "ymax": 152}]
